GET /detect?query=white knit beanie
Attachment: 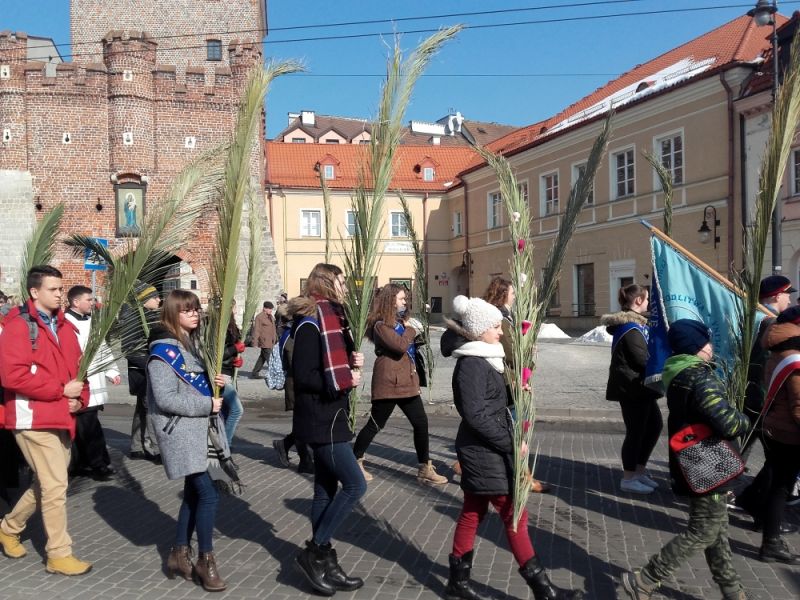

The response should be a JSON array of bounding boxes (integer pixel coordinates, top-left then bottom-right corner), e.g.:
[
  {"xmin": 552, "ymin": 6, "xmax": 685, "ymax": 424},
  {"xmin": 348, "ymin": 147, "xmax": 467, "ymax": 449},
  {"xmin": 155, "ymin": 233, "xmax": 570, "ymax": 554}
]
[{"xmin": 453, "ymin": 295, "xmax": 503, "ymax": 339}]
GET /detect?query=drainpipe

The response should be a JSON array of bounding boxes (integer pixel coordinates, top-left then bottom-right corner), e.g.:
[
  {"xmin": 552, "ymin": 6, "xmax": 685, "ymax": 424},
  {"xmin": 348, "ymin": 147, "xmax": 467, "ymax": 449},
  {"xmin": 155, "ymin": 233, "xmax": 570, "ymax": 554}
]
[
  {"xmin": 719, "ymin": 72, "xmax": 735, "ymax": 275},
  {"xmin": 267, "ymin": 186, "xmax": 275, "ymax": 242},
  {"xmin": 462, "ymin": 180, "xmax": 470, "ymax": 297},
  {"xmin": 739, "ymin": 114, "xmax": 748, "ymax": 273},
  {"xmin": 422, "ymin": 192, "xmax": 429, "ymax": 292}
]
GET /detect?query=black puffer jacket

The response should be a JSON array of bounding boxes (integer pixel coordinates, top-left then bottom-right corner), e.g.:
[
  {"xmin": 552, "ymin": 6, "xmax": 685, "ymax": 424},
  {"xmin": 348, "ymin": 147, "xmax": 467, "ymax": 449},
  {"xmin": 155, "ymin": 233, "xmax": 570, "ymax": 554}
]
[
  {"xmin": 290, "ymin": 297, "xmax": 354, "ymax": 445},
  {"xmin": 452, "ymin": 352, "xmax": 515, "ymax": 495},
  {"xmin": 601, "ymin": 310, "xmax": 660, "ymax": 402},
  {"xmin": 663, "ymin": 356, "xmax": 750, "ymax": 496}
]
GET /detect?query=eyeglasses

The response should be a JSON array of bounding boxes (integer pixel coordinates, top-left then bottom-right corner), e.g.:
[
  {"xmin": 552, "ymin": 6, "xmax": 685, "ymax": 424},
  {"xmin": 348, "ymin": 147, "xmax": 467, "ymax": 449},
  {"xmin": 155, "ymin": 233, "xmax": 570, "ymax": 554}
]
[{"xmin": 180, "ymin": 308, "xmax": 202, "ymax": 315}]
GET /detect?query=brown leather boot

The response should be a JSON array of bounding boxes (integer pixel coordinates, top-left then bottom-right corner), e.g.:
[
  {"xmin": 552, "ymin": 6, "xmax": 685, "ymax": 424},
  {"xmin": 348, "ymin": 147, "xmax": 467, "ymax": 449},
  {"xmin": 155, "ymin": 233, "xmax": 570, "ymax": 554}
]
[
  {"xmin": 166, "ymin": 545, "xmax": 193, "ymax": 581},
  {"xmin": 195, "ymin": 551, "xmax": 227, "ymax": 592}
]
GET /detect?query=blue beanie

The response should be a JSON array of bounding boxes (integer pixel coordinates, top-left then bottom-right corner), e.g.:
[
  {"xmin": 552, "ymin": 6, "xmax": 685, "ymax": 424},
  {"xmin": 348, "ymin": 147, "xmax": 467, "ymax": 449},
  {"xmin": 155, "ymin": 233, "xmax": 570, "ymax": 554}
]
[{"xmin": 668, "ymin": 319, "xmax": 711, "ymax": 355}]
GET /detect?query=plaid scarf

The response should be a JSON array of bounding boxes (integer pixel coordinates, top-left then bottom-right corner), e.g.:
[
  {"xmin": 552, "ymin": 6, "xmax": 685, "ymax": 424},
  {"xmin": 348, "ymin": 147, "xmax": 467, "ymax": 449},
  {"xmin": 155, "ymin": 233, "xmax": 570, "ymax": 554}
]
[{"xmin": 314, "ymin": 296, "xmax": 355, "ymax": 394}]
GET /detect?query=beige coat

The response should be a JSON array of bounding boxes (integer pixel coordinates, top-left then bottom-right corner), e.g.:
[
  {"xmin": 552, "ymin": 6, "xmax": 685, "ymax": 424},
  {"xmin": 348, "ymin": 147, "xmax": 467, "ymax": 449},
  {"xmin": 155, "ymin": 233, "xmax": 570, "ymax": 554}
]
[{"xmin": 370, "ymin": 321, "xmax": 420, "ymax": 400}]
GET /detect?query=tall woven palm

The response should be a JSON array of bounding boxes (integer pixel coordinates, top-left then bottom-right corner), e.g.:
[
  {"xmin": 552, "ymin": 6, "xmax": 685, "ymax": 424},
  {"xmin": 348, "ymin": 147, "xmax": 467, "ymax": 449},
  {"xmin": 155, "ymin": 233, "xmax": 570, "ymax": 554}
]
[
  {"xmin": 474, "ymin": 115, "xmax": 612, "ymax": 530},
  {"xmin": 340, "ymin": 26, "xmax": 461, "ymax": 431}
]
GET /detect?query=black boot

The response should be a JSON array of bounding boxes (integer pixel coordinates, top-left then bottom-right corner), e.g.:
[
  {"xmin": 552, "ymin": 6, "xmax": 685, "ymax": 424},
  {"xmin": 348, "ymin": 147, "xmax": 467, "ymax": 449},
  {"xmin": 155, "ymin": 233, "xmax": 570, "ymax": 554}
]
[
  {"xmin": 444, "ymin": 551, "xmax": 484, "ymax": 600},
  {"xmin": 519, "ymin": 556, "xmax": 584, "ymax": 600},
  {"xmin": 759, "ymin": 536, "xmax": 800, "ymax": 564},
  {"xmin": 298, "ymin": 443, "xmax": 315, "ymax": 475},
  {"xmin": 320, "ymin": 543, "xmax": 363, "ymax": 591},
  {"xmin": 295, "ymin": 540, "xmax": 335, "ymax": 596}
]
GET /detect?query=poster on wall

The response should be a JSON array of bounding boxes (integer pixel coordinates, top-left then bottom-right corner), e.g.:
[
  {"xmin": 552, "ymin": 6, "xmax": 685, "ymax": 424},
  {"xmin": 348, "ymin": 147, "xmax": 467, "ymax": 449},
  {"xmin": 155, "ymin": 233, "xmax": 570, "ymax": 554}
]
[{"xmin": 115, "ymin": 184, "xmax": 145, "ymax": 237}]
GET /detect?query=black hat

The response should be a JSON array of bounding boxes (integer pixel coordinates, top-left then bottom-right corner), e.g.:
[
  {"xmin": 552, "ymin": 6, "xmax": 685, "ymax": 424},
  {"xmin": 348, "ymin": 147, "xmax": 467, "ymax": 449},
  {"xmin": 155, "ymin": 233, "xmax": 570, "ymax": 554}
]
[
  {"xmin": 668, "ymin": 319, "xmax": 711, "ymax": 355},
  {"xmin": 759, "ymin": 275, "xmax": 797, "ymax": 300},
  {"xmin": 776, "ymin": 305, "xmax": 800, "ymax": 325},
  {"xmin": 134, "ymin": 280, "xmax": 159, "ymax": 303}
]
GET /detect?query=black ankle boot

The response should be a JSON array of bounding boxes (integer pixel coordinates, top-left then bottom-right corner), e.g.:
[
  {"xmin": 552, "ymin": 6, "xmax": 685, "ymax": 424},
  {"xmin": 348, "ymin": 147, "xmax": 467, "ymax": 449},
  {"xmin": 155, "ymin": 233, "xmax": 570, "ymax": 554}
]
[
  {"xmin": 519, "ymin": 556, "xmax": 584, "ymax": 600},
  {"xmin": 759, "ymin": 536, "xmax": 800, "ymax": 564},
  {"xmin": 297, "ymin": 444, "xmax": 315, "ymax": 474},
  {"xmin": 444, "ymin": 551, "xmax": 484, "ymax": 600},
  {"xmin": 319, "ymin": 543, "xmax": 363, "ymax": 591},
  {"xmin": 295, "ymin": 540, "xmax": 335, "ymax": 596}
]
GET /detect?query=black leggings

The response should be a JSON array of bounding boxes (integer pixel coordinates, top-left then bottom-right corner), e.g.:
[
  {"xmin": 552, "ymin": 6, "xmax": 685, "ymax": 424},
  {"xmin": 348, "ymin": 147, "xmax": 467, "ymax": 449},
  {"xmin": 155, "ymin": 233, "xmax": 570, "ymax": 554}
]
[
  {"xmin": 353, "ymin": 395, "xmax": 430, "ymax": 463},
  {"xmin": 619, "ymin": 397, "xmax": 663, "ymax": 472}
]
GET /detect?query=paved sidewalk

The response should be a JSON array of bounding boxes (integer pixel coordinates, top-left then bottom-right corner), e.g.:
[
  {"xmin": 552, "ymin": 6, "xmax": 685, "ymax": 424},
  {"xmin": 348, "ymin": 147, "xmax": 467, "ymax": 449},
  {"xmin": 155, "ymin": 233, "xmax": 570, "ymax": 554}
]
[{"xmin": 0, "ymin": 411, "xmax": 797, "ymax": 599}]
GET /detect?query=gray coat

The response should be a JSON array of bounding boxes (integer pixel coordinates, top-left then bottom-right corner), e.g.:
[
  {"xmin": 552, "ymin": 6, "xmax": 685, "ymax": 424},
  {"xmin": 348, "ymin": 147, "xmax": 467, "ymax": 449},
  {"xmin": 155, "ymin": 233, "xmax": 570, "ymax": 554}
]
[{"xmin": 147, "ymin": 335, "xmax": 213, "ymax": 480}]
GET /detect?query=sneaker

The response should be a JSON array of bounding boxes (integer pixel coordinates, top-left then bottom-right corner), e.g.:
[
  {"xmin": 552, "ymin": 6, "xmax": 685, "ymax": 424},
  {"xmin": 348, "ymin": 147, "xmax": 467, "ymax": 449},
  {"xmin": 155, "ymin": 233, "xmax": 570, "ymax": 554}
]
[
  {"xmin": 0, "ymin": 527, "xmax": 27, "ymax": 558},
  {"xmin": 621, "ymin": 570, "xmax": 657, "ymax": 600},
  {"xmin": 620, "ymin": 478, "xmax": 655, "ymax": 495},
  {"xmin": 46, "ymin": 555, "xmax": 92, "ymax": 576},
  {"xmin": 356, "ymin": 458, "xmax": 373, "ymax": 482},
  {"xmin": 636, "ymin": 473, "xmax": 658, "ymax": 489},
  {"xmin": 273, "ymin": 439, "xmax": 290, "ymax": 468}
]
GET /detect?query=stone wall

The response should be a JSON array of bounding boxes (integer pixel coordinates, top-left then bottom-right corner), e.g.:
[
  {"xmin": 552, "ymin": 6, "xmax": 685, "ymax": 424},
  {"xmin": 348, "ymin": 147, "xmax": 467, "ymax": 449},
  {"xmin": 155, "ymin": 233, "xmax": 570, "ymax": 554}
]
[{"xmin": 0, "ymin": 171, "xmax": 35, "ymax": 298}]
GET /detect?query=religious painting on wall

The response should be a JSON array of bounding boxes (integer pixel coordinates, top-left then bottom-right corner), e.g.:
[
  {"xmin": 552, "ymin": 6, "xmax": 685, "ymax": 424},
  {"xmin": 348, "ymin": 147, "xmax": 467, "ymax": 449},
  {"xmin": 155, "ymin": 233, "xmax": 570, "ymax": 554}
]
[{"xmin": 115, "ymin": 184, "xmax": 145, "ymax": 237}]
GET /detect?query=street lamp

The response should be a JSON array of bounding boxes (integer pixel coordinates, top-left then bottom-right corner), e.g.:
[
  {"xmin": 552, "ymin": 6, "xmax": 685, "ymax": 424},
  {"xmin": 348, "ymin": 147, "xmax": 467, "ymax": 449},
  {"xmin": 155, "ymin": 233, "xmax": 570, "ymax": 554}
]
[
  {"xmin": 749, "ymin": 0, "xmax": 782, "ymax": 274},
  {"xmin": 698, "ymin": 205, "xmax": 720, "ymax": 248}
]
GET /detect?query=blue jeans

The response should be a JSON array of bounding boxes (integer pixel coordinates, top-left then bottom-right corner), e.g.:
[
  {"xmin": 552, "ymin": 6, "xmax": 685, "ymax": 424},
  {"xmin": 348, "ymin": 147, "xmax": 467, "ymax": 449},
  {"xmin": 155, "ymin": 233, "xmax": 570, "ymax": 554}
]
[
  {"xmin": 175, "ymin": 471, "xmax": 219, "ymax": 553},
  {"xmin": 221, "ymin": 383, "xmax": 243, "ymax": 447},
  {"xmin": 310, "ymin": 442, "xmax": 367, "ymax": 545}
]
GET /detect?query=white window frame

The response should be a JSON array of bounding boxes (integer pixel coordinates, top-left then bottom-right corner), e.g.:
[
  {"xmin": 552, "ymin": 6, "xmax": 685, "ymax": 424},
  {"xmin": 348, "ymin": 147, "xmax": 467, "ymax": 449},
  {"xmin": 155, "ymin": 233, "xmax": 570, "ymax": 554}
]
[
  {"xmin": 540, "ymin": 170, "xmax": 559, "ymax": 216},
  {"xmin": 654, "ymin": 129, "xmax": 684, "ymax": 187},
  {"xmin": 453, "ymin": 211, "xmax": 463, "ymax": 237},
  {"xmin": 291, "ymin": 137, "xmax": 306, "ymax": 143},
  {"xmin": 792, "ymin": 148, "xmax": 800, "ymax": 196},
  {"xmin": 423, "ymin": 166, "xmax": 435, "ymax": 181},
  {"xmin": 487, "ymin": 191, "xmax": 503, "ymax": 229},
  {"xmin": 571, "ymin": 161, "xmax": 594, "ymax": 205},
  {"xmin": 611, "ymin": 145, "xmax": 635, "ymax": 200},
  {"xmin": 300, "ymin": 209, "xmax": 322, "ymax": 238},
  {"xmin": 345, "ymin": 210, "xmax": 358, "ymax": 237},
  {"xmin": 323, "ymin": 164, "xmax": 335, "ymax": 180},
  {"xmin": 389, "ymin": 211, "xmax": 409, "ymax": 238}
]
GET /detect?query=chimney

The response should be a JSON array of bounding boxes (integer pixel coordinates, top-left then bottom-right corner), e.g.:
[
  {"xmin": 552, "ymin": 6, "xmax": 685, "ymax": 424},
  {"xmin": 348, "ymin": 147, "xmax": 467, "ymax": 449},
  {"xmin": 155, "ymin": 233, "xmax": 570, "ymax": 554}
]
[
  {"xmin": 288, "ymin": 112, "xmax": 300, "ymax": 126},
  {"xmin": 301, "ymin": 110, "xmax": 315, "ymax": 126},
  {"xmin": 432, "ymin": 136, "xmax": 441, "ymax": 145}
]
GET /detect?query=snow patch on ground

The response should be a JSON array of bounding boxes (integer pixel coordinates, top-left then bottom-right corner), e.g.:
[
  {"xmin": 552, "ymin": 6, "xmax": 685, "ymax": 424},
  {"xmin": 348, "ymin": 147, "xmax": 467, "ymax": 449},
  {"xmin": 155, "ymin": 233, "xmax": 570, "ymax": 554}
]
[
  {"xmin": 578, "ymin": 326, "xmax": 612, "ymax": 344},
  {"xmin": 538, "ymin": 323, "xmax": 571, "ymax": 339}
]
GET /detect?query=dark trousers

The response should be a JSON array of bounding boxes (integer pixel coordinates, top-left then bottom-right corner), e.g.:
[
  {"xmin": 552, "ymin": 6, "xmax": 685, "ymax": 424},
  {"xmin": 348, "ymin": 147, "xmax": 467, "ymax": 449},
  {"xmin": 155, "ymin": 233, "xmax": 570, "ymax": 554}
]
[
  {"xmin": 284, "ymin": 432, "xmax": 312, "ymax": 465},
  {"xmin": 73, "ymin": 408, "xmax": 110, "ymax": 470},
  {"xmin": 251, "ymin": 347, "xmax": 272, "ymax": 376},
  {"xmin": 736, "ymin": 436, "xmax": 773, "ymax": 520},
  {"xmin": 619, "ymin": 397, "xmax": 663, "ymax": 472},
  {"xmin": 761, "ymin": 437, "xmax": 800, "ymax": 539},
  {"xmin": 310, "ymin": 442, "xmax": 367, "ymax": 545},
  {"xmin": 353, "ymin": 395, "xmax": 430, "ymax": 463},
  {"xmin": 176, "ymin": 471, "xmax": 219, "ymax": 553}
]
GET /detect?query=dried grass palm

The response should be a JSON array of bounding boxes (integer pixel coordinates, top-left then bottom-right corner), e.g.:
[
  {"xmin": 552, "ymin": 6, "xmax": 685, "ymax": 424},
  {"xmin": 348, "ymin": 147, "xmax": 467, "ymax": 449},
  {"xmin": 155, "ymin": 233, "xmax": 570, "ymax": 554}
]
[
  {"xmin": 203, "ymin": 61, "xmax": 303, "ymax": 397},
  {"xmin": 643, "ymin": 150, "xmax": 674, "ymax": 238},
  {"xmin": 237, "ymin": 187, "xmax": 266, "ymax": 384},
  {"xmin": 19, "ymin": 203, "xmax": 65, "ymax": 301},
  {"xmin": 473, "ymin": 114, "xmax": 612, "ymax": 530},
  {"xmin": 340, "ymin": 26, "xmax": 461, "ymax": 430}
]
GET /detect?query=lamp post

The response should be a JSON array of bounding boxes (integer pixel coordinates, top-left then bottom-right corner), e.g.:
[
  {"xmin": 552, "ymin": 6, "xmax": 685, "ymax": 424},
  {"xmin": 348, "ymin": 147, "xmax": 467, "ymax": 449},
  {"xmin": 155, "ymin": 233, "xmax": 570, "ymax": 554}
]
[
  {"xmin": 698, "ymin": 205, "xmax": 720, "ymax": 248},
  {"xmin": 749, "ymin": 0, "xmax": 782, "ymax": 274}
]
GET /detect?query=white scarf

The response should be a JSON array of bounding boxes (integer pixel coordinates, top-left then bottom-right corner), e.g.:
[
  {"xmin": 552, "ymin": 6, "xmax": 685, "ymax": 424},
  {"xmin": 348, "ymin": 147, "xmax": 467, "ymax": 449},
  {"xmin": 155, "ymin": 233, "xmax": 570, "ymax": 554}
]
[{"xmin": 452, "ymin": 341, "xmax": 506, "ymax": 373}]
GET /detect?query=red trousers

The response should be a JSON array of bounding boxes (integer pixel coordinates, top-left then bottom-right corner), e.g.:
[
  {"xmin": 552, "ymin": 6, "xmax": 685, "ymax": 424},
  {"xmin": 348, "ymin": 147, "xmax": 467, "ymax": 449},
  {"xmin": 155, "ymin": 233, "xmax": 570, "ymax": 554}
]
[{"xmin": 452, "ymin": 492, "xmax": 535, "ymax": 566}]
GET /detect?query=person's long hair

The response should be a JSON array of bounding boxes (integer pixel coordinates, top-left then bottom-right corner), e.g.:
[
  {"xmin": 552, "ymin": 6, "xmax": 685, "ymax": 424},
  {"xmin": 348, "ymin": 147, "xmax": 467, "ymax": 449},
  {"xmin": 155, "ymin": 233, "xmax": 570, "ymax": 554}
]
[
  {"xmin": 366, "ymin": 283, "xmax": 405, "ymax": 341},
  {"xmin": 304, "ymin": 263, "xmax": 343, "ymax": 303},
  {"xmin": 160, "ymin": 290, "xmax": 202, "ymax": 351},
  {"xmin": 618, "ymin": 284, "xmax": 648, "ymax": 311},
  {"xmin": 483, "ymin": 277, "xmax": 512, "ymax": 309}
]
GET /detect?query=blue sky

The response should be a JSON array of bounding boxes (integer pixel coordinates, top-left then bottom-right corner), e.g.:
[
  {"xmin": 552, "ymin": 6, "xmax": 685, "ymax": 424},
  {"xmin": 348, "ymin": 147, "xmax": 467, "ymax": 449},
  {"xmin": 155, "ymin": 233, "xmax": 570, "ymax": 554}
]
[{"xmin": 5, "ymin": 1, "xmax": 798, "ymax": 137}]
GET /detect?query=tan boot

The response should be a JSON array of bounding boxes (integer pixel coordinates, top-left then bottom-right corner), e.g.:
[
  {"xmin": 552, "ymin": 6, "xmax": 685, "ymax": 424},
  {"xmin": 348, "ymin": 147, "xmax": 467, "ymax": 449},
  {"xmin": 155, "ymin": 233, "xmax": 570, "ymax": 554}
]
[
  {"xmin": 0, "ymin": 527, "xmax": 27, "ymax": 559},
  {"xmin": 356, "ymin": 458, "xmax": 373, "ymax": 482},
  {"xmin": 195, "ymin": 551, "xmax": 226, "ymax": 592},
  {"xmin": 45, "ymin": 555, "xmax": 92, "ymax": 576},
  {"xmin": 417, "ymin": 461, "xmax": 448, "ymax": 485},
  {"xmin": 166, "ymin": 545, "xmax": 194, "ymax": 581}
]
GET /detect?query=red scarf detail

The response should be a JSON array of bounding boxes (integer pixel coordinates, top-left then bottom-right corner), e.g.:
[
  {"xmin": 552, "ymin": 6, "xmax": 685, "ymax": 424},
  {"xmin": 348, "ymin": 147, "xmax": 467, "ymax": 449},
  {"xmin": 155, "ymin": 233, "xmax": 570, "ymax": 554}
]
[{"xmin": 314, "ymin": 296, "xmax": 354, "ymax": 393}]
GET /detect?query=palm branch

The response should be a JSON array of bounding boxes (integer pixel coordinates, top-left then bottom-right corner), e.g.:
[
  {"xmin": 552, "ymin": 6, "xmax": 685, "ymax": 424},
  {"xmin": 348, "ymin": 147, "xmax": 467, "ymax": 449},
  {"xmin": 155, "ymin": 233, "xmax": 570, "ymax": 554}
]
[
  {"xmin": 203, "ymin": 60, "xmax": 303, "ymax": 397},
  {"xmin": 473, "ymin": 114, "xmax": 612, "ymax": 530},
  {"xmin": 643, "ymin": 150, "xmax": 674, "ymax": 237},
  {"xmin": 340, "ymin": 26, "xmax": 461, "ymax": 431},
  {"xmin": 320, "ymin": 169, "xmax": 333, "ymax": 263},
  {"xmin": 399, "ymin": 192, "xmax": 434, "ymax": 403},
  {"xmin": 19, "ymin": 203, "xmax": 65, "ymax": 301},
  {"xmin": 65, "ymin": 144, "xmax": 227, "ymax": 379},
  {"xmin": 728, "ymin": 28, "xmax": 800, "ymax": 414}
]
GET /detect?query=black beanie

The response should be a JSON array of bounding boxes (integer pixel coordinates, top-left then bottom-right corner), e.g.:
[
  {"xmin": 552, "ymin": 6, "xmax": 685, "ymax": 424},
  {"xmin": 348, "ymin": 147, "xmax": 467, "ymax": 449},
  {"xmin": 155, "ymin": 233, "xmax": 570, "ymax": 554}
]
[{"xmin": 668, "ymin": 319, "xmax": 711, "ymax": 355}]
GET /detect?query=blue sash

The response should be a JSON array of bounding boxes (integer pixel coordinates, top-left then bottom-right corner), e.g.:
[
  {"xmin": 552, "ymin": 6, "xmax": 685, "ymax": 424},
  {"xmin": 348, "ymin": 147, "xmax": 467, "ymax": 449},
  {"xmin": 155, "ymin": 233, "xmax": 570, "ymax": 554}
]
[
  {"xmin": 150, "ymin": 343, "xmax": 212, "ymax": 397},
  {"xmin": 393, "ymin": 321, "xmax": 416, "ymax": 361},
  {"xmin": 612, "ymin": 322, "xmax": 647, "ymax": 354}
]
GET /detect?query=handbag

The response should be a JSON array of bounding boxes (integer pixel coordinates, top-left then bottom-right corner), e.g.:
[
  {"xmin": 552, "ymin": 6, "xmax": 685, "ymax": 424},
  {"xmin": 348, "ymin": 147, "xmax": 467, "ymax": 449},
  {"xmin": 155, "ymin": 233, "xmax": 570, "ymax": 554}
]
[
  {"xmin": 414, "ymin": 344, "xmax": 427, "ymax": 388},
  {"xmin": 669, "ymin": 423, "xmax": 744, "ymax": 494},
  {"xmin": 264, "ymin": 345, "xmax": 285, "ymax": 390}
]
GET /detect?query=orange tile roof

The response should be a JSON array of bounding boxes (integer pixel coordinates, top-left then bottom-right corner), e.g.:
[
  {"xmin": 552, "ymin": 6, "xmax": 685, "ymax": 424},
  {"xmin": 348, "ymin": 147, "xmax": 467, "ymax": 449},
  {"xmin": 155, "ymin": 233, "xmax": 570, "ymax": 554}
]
[
  {"xmin": 265, "ymin": 142, "xmax": 478, "ymax": 192},
  {"xmin": 477, "ymin": 14, "xmax": 787, "ymax": 163}
]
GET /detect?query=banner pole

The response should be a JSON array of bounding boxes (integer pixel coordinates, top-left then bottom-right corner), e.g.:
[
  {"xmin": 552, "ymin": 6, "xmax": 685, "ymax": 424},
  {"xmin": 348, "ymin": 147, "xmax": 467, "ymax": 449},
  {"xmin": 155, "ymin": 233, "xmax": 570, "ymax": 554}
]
[{"xmin": 641, "ymin": 220, "xmax": 771, "ymax": 315}]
